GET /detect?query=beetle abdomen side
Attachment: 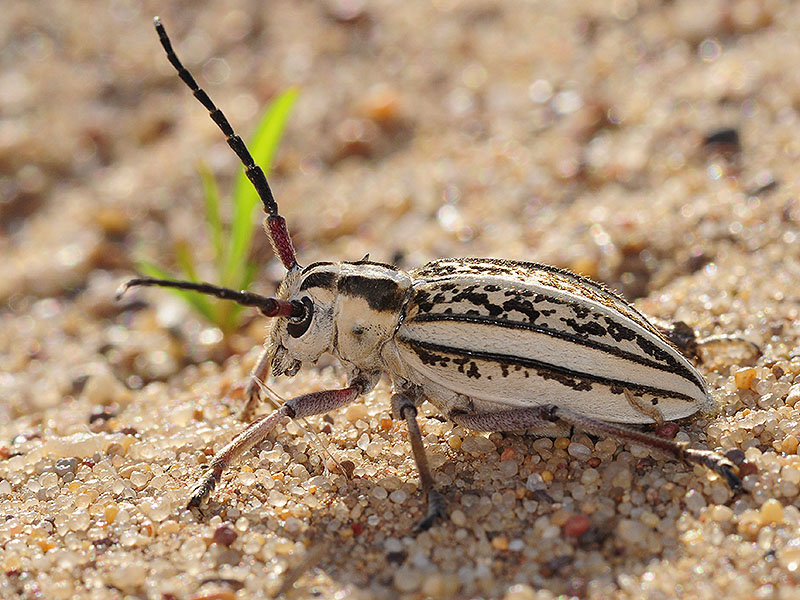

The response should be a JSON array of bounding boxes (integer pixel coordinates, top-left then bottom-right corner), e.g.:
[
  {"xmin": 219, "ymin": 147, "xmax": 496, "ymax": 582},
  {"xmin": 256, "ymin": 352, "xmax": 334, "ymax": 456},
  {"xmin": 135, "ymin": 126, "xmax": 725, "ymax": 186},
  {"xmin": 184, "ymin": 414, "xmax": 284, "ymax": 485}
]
[{"xmin": 398, "ymin": 258, "xmax": 711, "ymax": 423}]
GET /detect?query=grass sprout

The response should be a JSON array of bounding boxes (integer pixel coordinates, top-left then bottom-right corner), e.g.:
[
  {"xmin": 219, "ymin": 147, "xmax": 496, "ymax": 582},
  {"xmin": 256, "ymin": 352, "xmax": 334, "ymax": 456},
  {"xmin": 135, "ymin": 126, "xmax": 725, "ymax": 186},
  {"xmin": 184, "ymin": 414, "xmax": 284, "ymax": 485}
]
[{"xmin": 139, "ymin": 87, "xmax": 298, "ymax": 332}]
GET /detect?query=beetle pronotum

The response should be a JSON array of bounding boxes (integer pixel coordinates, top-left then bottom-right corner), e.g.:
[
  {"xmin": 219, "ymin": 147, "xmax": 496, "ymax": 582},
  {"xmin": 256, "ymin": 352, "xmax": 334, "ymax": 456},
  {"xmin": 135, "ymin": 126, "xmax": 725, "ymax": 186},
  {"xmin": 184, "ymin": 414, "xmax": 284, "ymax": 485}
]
[{"xmin": 119, "ymin": 18, "xmax": 749, "ymax": 531}]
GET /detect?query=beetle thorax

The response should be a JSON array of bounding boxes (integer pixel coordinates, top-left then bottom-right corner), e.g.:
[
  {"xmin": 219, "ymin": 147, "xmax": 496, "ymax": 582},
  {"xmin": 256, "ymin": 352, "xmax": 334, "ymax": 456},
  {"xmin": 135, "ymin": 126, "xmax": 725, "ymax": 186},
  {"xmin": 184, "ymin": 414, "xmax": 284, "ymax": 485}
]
[{"xmin": 267, "ymin": 261, "xmax": 413, "ymax": 378}]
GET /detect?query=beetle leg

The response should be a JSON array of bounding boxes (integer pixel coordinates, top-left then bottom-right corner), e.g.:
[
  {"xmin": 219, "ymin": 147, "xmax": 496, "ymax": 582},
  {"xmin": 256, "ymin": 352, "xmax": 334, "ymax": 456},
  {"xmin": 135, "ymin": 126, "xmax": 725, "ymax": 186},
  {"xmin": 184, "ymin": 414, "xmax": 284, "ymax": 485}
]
[
  {"xmin": 452, "ymin": 405, "xmax": 741, "ymax": 491},
  {"xmin": 451, "ymin": 405, "xmax": 562, "ymax": 432},
  {"xmin": 623, "ymin": 389, "xmax": 665, "ymax": 426},
  {"xmin": 653, "ymin": 318, "xmax": 761, "ymax": 363},
  {"xmin": 549, "ymin": 406, "xmax": 742, "ymax": 491},
  {"xmin": 238, "ymin": 347, "xmax": 272, "ymax": 421},
  {"xmin": 189, "ymin": 385, "xmax": 362, "ymax": 508},
  {"xmin": 392, "ymin": 392, "xmax": 446, "ymax": 531}
]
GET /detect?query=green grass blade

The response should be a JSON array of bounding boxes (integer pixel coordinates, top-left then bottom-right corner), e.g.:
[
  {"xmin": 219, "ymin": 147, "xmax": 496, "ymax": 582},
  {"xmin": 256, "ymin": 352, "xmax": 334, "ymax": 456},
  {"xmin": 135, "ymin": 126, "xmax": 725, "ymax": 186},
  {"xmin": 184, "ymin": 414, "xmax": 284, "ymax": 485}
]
[
  {"xmin": 225, "ymin": 261, "xmax": 259, "ymax": 330},
  {"xmin": 197, "ymin": 161, "xmax": 224, "ymax": 270},
  {"xmin": 137, "ymin": 260, "xmax": 217, "ymax": 324},
  {"xmin": 174, "ymin": 240, "xmax": 199, "ymax": 281},
  {"xmin": 223, "ymin": 87, "xmax": 298, "ymax": 287}
]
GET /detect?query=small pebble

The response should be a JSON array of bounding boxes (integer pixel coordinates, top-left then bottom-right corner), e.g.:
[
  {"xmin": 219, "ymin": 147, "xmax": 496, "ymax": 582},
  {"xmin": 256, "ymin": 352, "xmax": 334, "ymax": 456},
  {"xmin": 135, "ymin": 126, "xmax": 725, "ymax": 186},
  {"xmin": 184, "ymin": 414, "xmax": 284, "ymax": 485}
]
[
  {"xmin": 345, "ymin": 403, "xmax": 369, "ymax": 422},
  {"xmin": 213, "ymin": 525, "xmax": 238, "ymax": 546},
  {"xmin": 54, "ymin": 457, "xmax": 78, "ymax": 477},
  {"xmin": 725, "ymin": 448, "xmax": 746, "ymax": 466},
  {"xmin": 491, "ymin": 535, "xmax": 509, "ymax": 550},
  {"xmin": 450, "ymin": 509, "xmax": 466, "ymax": 527},
  {"xmin": 786, "ymin": 385, "xmax": 800, "ymax": 407},
  {"xmin": 389, "ymin": 489, "xmax": 407, "ymax": 504},
  {"xmin": 617, "ymin": 519, "xmax": 647, "ymax": 545},
  {"xmin": 567, "ymin": 442, "xmax": 591, "ymax": 459},
  {"xmin": 760, "ymin": 499, "xmax": 784, "ymax": 525},
  {"xmin": 393, "ymin": 567, "xmax": 422, "ymax": 592},
  {"xmin": 460, "ymin": 435, "xmax": 496, "ymax": 454},
  {"xmin": 684, "ymin": 489, "xmax": 706, "ymax": 514},
  {"xmin": 370, "ymin": 486, "xmax": 388, "ymax": 501},
  {"xmin": 112, "ymin": 564, "xmax": 146, "ymax": 593},
  {"xmin": 710, "ymin": 505, "xmax": 734, "ymax": 522},
  {"xmin": 655, "ymin": 423, "xmax": 679, "ymax": 439},
  {"xmin": 563, "ymin": 514, "xmax": 591, "ymax": 537},
  {"xmin": 781, "ymin": 435, "xmax": 799, "ymax": 454},
  {"xmin": 554, "ymin": 437, "xmax": 570, "ymax": 450},
  {"xmin": 734, "ymin": 367, "xmax": 758, "ymax": 390},
  {"xmin": 504, "ymin": 584, "xmax": 538, "ymax": 600}
]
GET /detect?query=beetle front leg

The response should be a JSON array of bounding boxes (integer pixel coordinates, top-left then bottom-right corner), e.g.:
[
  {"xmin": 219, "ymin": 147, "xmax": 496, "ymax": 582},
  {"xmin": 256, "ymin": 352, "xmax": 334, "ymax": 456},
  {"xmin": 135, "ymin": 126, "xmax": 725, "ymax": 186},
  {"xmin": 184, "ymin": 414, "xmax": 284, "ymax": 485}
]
[
  {"xmin": 238, "ymin": 347, "xmax": 272, "ymax": 421},
  {"xmin": 391, "ymin": 392, "xmax": 446, "ymax": 531},
  {"xmin": 189, "ymin": 384, "xmax": 362, "ymax": 507}
]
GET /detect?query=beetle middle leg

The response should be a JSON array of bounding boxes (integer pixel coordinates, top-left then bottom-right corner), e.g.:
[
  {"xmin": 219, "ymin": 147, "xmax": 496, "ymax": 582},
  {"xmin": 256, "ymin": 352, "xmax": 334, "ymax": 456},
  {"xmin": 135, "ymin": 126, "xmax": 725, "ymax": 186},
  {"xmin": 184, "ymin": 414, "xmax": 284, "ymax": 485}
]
[
  {"xmin": 452, "ymin": 405, "xmax": 742, "ymax": 491},
  {"xmin": 391, "ymin": 390, "xmax": 446, "ymax": 531}
]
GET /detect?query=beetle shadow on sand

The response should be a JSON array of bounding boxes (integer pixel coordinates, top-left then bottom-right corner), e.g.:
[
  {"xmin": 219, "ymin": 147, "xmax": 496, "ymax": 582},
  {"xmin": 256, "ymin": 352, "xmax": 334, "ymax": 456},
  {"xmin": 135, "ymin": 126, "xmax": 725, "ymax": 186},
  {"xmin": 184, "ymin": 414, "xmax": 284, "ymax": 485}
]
[{"xmin": 189, "ymin": 417, "xmax": 727, "ymax": 599}]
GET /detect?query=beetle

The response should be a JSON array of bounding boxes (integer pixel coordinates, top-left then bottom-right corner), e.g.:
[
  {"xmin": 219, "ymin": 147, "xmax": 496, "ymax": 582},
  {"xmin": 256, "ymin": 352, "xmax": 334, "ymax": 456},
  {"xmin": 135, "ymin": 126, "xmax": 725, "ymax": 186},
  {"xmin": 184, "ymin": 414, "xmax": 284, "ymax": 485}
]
[{"xmin": 119, "ymin": 18, "xmax": 749, "ymax": 531}]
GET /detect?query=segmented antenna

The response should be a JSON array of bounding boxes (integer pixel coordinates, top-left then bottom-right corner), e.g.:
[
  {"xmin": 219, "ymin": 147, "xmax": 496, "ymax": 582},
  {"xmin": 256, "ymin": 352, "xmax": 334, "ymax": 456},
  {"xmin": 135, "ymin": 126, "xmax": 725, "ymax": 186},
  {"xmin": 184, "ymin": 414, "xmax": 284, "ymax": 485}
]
[
  {"xmin": 117, "ymin": 277, "xmax": 306, "ymax": 318},
  {"xmin": 154, "ymin": 16, "xmax": 298, "ymax": 270}
]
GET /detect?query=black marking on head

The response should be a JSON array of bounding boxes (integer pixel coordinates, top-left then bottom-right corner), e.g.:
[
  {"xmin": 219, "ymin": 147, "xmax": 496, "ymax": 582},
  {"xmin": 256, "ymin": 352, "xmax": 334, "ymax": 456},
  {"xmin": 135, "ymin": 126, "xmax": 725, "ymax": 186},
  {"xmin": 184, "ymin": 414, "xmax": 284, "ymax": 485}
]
[
  {"xmin": 299, "ymin": 271, "xmax": 337, "ymax": 291},
  {"xmin": 287, "ymin": 296, "xmax": 314, "ymax": 338},
  {"xmin": 338, "ymin": 274, "xmax": 405, "ymax": 311},
  {"xmin": 302, "ymin": 261, "xmax": 335, "ymax": 274},
  {"xmin": 343, "ymin": 259, "xmax": 399, "ymax": 270}
]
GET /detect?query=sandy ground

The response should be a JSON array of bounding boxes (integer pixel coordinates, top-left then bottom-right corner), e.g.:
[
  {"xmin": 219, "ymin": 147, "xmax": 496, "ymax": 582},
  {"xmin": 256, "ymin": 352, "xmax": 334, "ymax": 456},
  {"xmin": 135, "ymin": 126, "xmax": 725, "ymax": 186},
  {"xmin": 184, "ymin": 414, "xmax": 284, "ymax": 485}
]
[{"xmin": 2, "ymin": 0, "xmax": 800, "ymax": 598}]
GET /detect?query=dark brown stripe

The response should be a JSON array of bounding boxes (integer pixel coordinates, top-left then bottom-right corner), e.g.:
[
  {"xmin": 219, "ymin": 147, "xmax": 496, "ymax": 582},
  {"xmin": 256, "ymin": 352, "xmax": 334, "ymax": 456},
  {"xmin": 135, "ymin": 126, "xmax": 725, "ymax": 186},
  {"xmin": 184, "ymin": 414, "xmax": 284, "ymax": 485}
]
[
  {"xmin": 407, "ymin": 312, "xmax": 706, "ymax": 395},
  {"xmin": 338, "ymin": 274, "xmax": 406, "ymax": 311},
  {"xmin": 301, "ymin": 261, "xmax": 335, "ymax": 274},
  {"xmin": 413, "ymin": 258, "xmax": 662, "ymax": 336},
  {"xmin": 299, "ymin": 270, "xmax": 337, "ymax": 291},
  {"xmin": 415, "ymin": 258, "xmax": 622, "ymax": 302},
  {"xmin": 396, "ymin": 336, "xmax": 700, "ymax": 403}
]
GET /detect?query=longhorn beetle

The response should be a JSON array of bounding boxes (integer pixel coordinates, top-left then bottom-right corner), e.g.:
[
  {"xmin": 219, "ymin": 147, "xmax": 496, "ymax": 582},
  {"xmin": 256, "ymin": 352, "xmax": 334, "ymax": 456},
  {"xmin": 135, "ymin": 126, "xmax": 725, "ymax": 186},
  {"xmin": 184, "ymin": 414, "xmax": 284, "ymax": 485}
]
[{"xmin": 119, "ymin": 18, "xmax": 753, "ymax": 531}]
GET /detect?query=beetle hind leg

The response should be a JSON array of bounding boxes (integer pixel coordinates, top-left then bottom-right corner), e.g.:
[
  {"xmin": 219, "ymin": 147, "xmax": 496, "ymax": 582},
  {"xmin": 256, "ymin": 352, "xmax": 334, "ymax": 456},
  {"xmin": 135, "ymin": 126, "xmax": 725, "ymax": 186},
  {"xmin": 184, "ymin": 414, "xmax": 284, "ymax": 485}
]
[
  {"xmin": 547, "ymin": 406, "xmax": 741, "ymax": 490},
  {"xmin": 451, "ymin": 405, "xmax": 742, "ymax": 491}
]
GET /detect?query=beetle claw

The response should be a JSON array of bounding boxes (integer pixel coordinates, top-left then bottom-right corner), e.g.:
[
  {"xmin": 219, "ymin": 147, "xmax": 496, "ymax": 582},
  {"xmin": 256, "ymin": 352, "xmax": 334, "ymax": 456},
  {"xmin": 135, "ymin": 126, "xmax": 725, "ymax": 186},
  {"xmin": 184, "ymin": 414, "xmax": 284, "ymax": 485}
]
[
  {"xmin": 719, "ymin": 464, "xmax": 743, "ymax": 492},
  {"xmin": 414, "ymin": 489, "xmax": 447, "ymax": 532},
  {"xmin": 187, "ymin": 473, "xmax": 218, "ymax": 508},
  {"xmin": 684, "ymin": 448, "xmax": 743, "ymax": 492}
]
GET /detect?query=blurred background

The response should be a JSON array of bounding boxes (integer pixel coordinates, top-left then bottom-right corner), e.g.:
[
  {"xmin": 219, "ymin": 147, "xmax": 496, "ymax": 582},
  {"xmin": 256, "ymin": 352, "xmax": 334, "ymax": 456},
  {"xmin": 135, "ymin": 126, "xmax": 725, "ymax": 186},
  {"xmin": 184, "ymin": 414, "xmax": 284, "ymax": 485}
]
[{"xmin": 4, "ymin": 0, "xmax": 797, "ymax": 303}]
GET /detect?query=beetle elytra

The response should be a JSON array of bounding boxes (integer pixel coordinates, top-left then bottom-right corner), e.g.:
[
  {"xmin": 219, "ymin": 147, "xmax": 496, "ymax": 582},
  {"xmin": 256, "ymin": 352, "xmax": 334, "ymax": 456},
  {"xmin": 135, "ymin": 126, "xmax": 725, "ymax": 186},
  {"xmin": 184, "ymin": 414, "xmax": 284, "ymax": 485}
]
[{"xmin": 119, "ymin": 18, "xmax": 748, "ymax": 531}]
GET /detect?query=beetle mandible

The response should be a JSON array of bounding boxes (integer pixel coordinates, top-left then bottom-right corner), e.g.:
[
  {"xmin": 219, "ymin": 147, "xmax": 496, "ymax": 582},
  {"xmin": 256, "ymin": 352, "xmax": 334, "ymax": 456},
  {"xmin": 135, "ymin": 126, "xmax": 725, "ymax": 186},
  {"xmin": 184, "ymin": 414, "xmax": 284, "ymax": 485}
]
[{"xmin": 119, "ymin": 18, "xmax": 748, "ymax": 531}]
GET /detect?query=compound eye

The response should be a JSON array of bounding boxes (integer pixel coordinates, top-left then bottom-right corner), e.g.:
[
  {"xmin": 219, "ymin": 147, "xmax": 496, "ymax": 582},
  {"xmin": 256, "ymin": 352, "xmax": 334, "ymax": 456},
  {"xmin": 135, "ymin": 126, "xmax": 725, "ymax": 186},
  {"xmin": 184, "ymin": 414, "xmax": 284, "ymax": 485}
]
[{"xmin": 287, "ymin": 297, "xmax": 314, "ymax": 338}]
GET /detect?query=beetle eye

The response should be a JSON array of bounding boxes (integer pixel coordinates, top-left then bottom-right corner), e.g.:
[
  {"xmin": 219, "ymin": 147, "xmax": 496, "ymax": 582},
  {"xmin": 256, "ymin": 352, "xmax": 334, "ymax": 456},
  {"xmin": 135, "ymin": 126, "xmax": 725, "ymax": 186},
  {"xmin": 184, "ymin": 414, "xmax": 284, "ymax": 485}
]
[{"xmin": 287, "ymin": 297, "xmax": 314, "ymax": 338}]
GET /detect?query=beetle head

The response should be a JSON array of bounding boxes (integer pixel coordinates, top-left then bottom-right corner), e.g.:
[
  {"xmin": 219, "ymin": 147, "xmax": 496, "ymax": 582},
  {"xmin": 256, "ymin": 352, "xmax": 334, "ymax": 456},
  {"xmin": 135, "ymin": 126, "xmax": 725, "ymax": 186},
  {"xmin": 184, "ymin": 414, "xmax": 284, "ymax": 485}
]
[{"xmin": 266, "ymin": 264, "xmax": 338, "ymax": 377}]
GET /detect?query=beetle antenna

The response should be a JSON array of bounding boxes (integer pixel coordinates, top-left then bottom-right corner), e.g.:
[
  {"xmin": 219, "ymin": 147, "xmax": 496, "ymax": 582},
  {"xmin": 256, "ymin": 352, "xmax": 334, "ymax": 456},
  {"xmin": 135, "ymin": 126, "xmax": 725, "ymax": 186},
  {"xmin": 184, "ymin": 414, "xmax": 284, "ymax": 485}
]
[
  {"xmin": 153, "ymin": 16, "xmax": 298, "ymax": 270},
  {"xmin": 695, "ymin": 334, "xmax": 762, "ymax": 359},
  {"xmin": 117, "ymin": 277, "xmax": 305, "ymax": 318}
]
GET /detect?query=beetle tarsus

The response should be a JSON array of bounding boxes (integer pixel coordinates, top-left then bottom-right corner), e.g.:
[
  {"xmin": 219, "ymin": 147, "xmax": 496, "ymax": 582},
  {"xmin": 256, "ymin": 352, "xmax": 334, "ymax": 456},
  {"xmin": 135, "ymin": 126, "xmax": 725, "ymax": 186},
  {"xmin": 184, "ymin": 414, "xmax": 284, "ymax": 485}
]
[
  {"xmin": 187, "ymin": 473, "xmax": 219, "ymax": 508},
  {"xmin": 684, "ymin": 448, "xmax": 743, "ymax": 492},
  {"xmin": 414, "ymin": 489, "xmax": 447, "ymax": 532}
]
